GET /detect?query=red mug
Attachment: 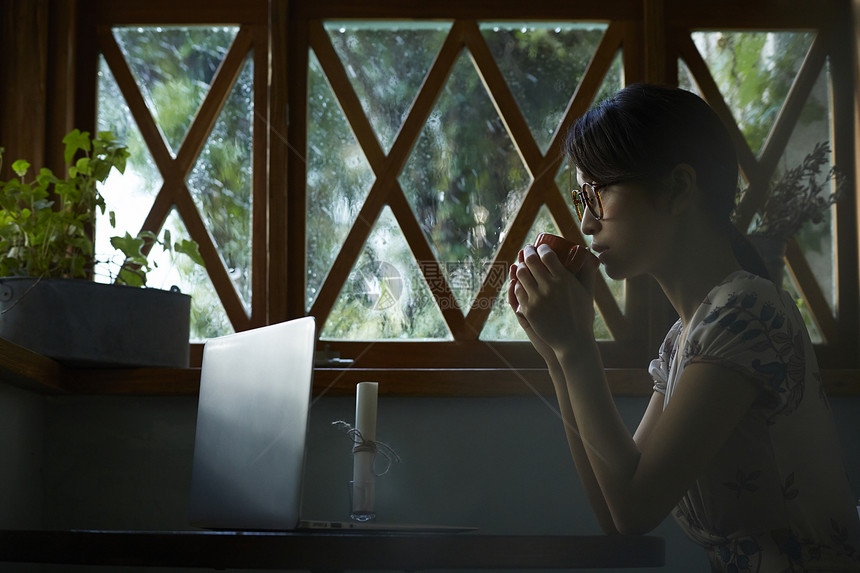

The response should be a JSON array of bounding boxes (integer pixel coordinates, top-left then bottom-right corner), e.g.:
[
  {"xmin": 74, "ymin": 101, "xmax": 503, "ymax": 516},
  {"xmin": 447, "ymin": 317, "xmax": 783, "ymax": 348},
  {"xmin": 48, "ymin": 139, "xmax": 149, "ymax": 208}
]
[
  {"xmin": 532, "ymin": 232, "xmax": 597, "ymax": 272},
  {"xmin": 512, "ymin": 233, "xmax": 596, "ymax": 314}
]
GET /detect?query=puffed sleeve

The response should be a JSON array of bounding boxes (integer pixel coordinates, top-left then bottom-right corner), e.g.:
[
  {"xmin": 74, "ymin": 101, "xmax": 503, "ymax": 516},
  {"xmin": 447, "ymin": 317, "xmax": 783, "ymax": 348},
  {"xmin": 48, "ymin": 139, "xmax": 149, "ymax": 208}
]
[
  {"xmin": 649, "ymin": 358, "xmax": 668, "ymax": 394},
  {"xmin": 649, "ymin": 320, "xmax": 681, "ymax": 395},
  {"xmin": 682, "ymin": 275, "xmax": 807, "ymax": 414}
]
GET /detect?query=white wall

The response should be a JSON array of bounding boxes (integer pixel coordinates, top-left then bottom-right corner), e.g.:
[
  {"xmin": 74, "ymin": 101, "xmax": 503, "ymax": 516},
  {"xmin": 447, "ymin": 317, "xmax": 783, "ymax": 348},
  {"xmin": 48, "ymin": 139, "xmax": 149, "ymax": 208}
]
[
  {"xmin": 2, "ymin": 386, "xmax": 859, "ymax": 572},
  {"xmin": 0, "ymin": 382, "xmax": 43, "ymax": 530}
]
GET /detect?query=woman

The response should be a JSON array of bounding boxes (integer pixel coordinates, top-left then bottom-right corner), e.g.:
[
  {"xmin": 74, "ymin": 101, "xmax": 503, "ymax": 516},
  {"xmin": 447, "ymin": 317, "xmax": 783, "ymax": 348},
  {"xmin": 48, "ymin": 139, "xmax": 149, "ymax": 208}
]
[{"xmin": 510, "ymin": 83, "xmax": 860, "ymax": 571}]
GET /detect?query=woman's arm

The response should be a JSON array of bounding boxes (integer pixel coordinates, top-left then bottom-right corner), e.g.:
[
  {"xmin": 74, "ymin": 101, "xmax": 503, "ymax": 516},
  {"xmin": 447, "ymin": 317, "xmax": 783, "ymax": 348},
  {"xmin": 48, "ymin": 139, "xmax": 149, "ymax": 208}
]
[
  {"xmin": 557, "ymin": 350, "xmax": 758, "ymax": 534},
  {"xmin": 515, "ymin": 244, "xmax": 759, "ymax": 534},
  {"xmin": 547, "ymin": 361, "xmax": 620, "ymax": 534},
  {"xmin": 633, "ymin": 392, "xmax": 666, "ymax": 449},
  {"xmin": 509, "ymin": 261, "xmax": 617, "ymax": 533}
]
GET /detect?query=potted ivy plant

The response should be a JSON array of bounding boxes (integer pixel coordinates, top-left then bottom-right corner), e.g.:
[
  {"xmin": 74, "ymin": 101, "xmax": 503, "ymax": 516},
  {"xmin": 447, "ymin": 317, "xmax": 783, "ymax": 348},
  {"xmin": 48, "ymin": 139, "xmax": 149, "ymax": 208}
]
[{"xmin": 0, "ymin": 129, "xmax": 204, "ymax": 368}]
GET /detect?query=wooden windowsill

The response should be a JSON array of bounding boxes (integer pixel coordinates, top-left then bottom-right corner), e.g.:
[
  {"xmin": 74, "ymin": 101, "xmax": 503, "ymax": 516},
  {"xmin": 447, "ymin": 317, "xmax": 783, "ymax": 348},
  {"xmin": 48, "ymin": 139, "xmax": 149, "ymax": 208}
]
[{"xmin": 2, "ymin": 337, "xmax": 859, "ymax": 397}]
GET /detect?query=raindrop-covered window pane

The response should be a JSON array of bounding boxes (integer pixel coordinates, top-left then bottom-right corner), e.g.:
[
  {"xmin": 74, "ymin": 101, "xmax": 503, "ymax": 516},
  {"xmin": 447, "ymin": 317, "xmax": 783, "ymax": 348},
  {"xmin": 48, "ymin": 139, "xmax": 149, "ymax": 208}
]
[
  {"xmin": 310, "ymin": 21, "xmax": 623, "ymax": 341},
  {"xmin": 96, "ymin": 26, "xmax": 246, "ymax": 341},
  {"xmin": 692, "ymin": 31, "xmax": 815, "ymax": 157},
  {"xmin": 480, "ymin": 22, "xmax": 608, "ymax": 153},
  {"xmin": 398, "ymin": 51, "xmax": 532, "ymax": 314}
]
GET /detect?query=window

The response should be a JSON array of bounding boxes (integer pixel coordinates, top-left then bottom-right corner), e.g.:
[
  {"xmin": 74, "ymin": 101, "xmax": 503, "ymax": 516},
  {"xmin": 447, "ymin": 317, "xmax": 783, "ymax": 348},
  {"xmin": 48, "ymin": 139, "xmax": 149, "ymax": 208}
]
[
  {"xmin": 666, "ymin": 5, "xmax": 857, "ymax": 367},
  {"xmin": 284, "ymin": 7, "xmax": 658, "ymax": 372},
  {"xmin": 80, "ymin": 3, "xmax": 269, "ymax": 348},
  {"xmin": 303, "ymin": 20, "xmax": 631, "ymax": 350},
  {"xmin": 78, "ymin": 0, "xmax": 858, "ymax": 389}
]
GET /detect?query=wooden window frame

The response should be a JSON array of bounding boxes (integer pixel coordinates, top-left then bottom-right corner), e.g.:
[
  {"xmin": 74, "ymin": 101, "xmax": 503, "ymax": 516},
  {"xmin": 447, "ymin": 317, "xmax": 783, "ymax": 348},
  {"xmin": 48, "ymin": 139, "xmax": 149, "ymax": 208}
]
[
  {"xmin": 660, "ymin": 0, "xmax": 859, "ymax": 368},
  {"xmin": 59, "ymin": 0, "xmax": 858, "ymax": 396},
  {"xmin": 281, "ymin": 1, "xmax": 664, "ymax": 374}
]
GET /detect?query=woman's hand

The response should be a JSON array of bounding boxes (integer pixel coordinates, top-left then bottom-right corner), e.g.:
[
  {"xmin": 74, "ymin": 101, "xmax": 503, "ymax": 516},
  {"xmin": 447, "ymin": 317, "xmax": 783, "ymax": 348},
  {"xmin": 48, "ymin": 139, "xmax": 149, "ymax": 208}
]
[
  {"xmin": 512, "ymin": 244, "xmax": 600, "ymax": 352},
  {"xmin": 508, "ymin": 259, "xmax": 556, "ymax": 362}
]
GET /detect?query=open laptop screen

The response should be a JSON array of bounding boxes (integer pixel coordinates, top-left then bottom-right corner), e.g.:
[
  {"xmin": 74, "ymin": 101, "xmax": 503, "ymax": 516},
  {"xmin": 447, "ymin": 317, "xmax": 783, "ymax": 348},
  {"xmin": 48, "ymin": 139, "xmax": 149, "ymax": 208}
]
[{"xmin": 188, "ymin": 317, "xmax": 316, "ymax": 530}]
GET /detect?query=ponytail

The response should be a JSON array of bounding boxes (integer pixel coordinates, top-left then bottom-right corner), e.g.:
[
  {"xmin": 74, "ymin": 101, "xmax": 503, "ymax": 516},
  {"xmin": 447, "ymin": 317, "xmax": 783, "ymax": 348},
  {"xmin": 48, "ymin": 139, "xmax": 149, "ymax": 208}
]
[{"xmin": 728, "ymin": 225, "xmax": 771, "ymax": 281}]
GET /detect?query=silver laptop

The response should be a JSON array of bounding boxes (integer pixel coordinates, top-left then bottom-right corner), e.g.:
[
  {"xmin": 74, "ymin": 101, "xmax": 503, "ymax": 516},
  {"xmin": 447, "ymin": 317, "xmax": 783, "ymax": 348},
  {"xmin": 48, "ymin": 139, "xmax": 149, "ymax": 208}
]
[{"xmin": 188, "ymin": 317, "xmax": 474, "ymax": 533}]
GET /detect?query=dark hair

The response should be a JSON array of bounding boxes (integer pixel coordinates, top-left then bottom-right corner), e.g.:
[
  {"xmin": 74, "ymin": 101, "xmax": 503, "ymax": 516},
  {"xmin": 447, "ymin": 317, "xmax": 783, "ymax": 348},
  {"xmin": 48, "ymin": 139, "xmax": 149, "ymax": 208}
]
[{"xmin": 565, "ymin": 83, "xmax": 770, "ymax": 279}]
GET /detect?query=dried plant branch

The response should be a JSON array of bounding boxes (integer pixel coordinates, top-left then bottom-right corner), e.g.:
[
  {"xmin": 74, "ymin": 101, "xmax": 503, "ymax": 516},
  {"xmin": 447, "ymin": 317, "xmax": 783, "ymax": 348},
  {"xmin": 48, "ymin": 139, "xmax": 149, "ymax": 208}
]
[{"xmin": 743, "ymin": 141, "xmax": 845, "ymax": 241}]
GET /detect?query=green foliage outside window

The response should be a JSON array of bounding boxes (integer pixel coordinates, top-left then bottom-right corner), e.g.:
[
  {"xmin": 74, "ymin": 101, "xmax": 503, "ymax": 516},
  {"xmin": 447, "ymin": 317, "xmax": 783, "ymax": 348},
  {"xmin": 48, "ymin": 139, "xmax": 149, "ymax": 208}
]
[
  {"xmin": 96, "ymin": 26, "xmax": 250, "ymax": 340},
  {"xmin": 92, "ymin": 23, "xmax": 837, "ymax": 344},
  {"xmin": 309, "ymin": 22, "xmax": 624, "ymax": 341}
]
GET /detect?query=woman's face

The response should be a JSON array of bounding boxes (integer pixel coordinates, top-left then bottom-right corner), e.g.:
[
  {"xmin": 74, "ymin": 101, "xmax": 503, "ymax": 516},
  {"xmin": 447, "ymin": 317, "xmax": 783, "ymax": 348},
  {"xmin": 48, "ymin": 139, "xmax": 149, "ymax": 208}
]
[{"xmin": 576, "ymin": 169, "xmax": 675, "ymax": 280}]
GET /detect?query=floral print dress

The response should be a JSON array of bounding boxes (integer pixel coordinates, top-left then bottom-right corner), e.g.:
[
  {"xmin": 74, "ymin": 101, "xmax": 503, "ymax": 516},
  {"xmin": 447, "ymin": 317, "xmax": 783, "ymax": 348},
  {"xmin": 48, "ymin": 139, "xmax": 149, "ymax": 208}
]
[{"xmin": 649, "ymin": 271, "xmax": 860, "ymax": 572}]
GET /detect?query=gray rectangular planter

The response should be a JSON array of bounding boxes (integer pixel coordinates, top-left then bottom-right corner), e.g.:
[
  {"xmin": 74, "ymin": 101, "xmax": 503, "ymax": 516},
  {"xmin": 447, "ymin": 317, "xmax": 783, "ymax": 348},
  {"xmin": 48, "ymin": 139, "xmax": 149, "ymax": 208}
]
[{"xmin": 0, "ymin": 277, "xmax": 191, "ymax": 368}]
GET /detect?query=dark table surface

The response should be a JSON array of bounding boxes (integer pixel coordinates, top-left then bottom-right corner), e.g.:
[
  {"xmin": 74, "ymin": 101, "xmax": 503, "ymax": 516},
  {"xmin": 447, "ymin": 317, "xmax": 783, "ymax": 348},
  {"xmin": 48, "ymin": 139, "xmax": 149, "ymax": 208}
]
[{"xmin": 0, "ymin": 528, "xmax": 665, "ymax": 571}]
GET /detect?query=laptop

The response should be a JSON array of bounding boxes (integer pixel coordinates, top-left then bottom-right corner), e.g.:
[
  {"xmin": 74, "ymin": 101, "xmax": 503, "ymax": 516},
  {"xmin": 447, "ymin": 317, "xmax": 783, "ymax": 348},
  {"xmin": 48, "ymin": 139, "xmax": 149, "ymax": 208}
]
[{"xmin": 187, "ymin": 317, "xmax": 474, "ymax": 533}]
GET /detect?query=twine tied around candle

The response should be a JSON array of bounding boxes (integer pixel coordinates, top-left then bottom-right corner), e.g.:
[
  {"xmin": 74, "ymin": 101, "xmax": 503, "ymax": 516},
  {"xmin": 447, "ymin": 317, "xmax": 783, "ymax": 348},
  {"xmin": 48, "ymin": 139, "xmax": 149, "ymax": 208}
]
[{"xmin": 332, "ymin": 420, "xmax": 401, "ymax": 477}]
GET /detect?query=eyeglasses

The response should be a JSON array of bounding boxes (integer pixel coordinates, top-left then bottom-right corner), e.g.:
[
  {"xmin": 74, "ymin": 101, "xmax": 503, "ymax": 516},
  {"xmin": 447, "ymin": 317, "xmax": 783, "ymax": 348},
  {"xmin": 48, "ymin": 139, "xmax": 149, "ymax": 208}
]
[{"xmin": 569, "ymin": 168, "xmax": 606, "ymax": 221}]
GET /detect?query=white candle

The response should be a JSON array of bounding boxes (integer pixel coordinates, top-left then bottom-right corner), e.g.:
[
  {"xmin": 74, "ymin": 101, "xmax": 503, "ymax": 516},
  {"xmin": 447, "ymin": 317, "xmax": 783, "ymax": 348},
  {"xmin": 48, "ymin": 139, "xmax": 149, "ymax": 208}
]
[
  {"xmin": 354, "ymin": 381, "xmax": 378, "ymax": 443},
  {"xmin": 351, "ymin": 382, "xmax": 378, "ymax": 519}
]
